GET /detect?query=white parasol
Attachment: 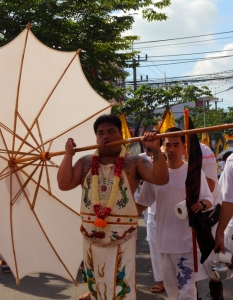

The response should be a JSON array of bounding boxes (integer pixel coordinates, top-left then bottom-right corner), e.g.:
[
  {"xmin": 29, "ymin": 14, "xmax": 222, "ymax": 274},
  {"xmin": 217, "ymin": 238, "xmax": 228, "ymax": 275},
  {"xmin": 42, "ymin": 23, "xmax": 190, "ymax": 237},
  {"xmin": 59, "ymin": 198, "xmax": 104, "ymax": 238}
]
[{"xmin": 0, "ymin": 24, "xmax": 111, "ymax": 285}]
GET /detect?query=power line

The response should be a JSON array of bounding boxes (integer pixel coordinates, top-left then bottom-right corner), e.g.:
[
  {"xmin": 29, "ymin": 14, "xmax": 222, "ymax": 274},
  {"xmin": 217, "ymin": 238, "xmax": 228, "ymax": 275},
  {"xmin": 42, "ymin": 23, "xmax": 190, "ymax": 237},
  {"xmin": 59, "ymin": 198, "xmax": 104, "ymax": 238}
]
[
  {"xmin": 134, "ymin": 30, "xmax": 233, "ymax": 44},
  {"xmin": 124, "ymin": 69, "xmax": 233, "ymax": 81},
  {"xmin": 148, "ymin": 48, "xmax": 233, "ymax": 58},
  {"xmin": 137, "ymin": 54, "xmax": 233, "ymax": 67},
  {"xmin": 144, "ymin": 58, "xmax": 164, "ymax": 78},
  {"xmin": 124, "ymin": 70, "xmax": 233, "ymax": 87},
  {"xmin": 143, "ymin": 54, "xmax": 233, "ymax": 63},
  {"xmin": 134, "ymin": 36, "xmax": 233, "ymax": 50},
  {"xmin": 151, "ymin": 70, "xmax": 233, "ymax": 81}
]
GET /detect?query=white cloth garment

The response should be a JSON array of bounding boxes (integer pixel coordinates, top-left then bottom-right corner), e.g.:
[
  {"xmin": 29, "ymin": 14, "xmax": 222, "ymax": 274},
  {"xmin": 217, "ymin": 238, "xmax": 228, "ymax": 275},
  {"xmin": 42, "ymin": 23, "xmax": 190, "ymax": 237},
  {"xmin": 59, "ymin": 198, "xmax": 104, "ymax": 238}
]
[
  {"xmin": 161, "ymin": 252, "xmax": 200, "ymax": 300},
  {"xmin": 197, "ymin": 144, "xmax": 222, "ymax": 281},
  {"xmin": 136, "ymin": 152, "xmax": 163, "ymax": 282},
  {"xmin": 80, "ymin": 165, "xmax": 139, "ymax": 299},
  {"xmin": 137, "ymin": 162, "xmax": 213, "ymax": 298},
  {"xmin": 137, "ymin": 163, "xmax": 213, "ymax": 253},
  {"xmin": 219, "ymin": 154, "xmax": 233, "ymax": 252},
  {"xmin": 146, "ymin": 206, "xmax": 163, "ymax": 281},
  {"xmin": 200, "ymin": 143, "xmax": 221, "ymax": 208}
]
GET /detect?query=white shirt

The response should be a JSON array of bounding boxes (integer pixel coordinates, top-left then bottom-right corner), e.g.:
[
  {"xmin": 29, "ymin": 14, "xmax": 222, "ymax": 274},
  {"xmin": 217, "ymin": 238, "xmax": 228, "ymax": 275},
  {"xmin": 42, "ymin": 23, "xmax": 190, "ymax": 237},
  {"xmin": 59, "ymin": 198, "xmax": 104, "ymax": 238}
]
[
  {"xmin": 137, "ymin": 162, "xmax": 213, "ymax": 254},
  {"xmin": 220, "ymin": 160, "xmax": 226, "ymax": 172},
  {"xmin": 219, "ymin": 153, "xmax": 233, "ymax": 227},
  {"xmin": 200, "ymin": 143, "xmax": 221, "ymax": 207}
]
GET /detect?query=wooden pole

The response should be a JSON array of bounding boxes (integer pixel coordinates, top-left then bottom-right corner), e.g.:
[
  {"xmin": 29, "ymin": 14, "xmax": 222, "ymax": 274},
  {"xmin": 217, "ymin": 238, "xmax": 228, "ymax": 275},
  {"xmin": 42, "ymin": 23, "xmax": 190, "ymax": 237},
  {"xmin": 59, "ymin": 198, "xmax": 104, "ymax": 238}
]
[
  {"xmin": 11, "ymin": 122, "xmax": 233, "ymax": 164},
  {"xmin": 184, "ymin": 109, "xmax": 198, "ymax": 272}
]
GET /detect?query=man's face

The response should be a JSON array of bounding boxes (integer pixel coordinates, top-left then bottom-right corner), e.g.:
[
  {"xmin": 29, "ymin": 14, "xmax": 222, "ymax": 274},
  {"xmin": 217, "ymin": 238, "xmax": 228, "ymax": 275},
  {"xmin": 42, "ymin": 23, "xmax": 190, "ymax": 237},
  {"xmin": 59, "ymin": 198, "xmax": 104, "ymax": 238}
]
[
  {"xmin": 96, "ymin": 122, "xmax": 122, "ymax": 148},
  {"xmin": 163, "ymin": 136, "xmax": 185, "ymax": 165}
]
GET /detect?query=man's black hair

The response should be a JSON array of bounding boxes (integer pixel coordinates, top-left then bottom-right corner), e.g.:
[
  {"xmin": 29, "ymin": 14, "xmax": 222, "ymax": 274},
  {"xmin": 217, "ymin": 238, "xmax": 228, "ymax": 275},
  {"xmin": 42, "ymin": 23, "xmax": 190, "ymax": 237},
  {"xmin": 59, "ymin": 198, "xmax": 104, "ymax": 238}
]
[
  {"xmin": 93, "ymin": 114, "xmax": 122, "ymax": 134},
  {"xmin": 222, "ymin": 151, "xmax": 233, "ymax": 162},
  {"xmin": 163, "ymin": 127, "xmax": 185, "ymax": 144}
]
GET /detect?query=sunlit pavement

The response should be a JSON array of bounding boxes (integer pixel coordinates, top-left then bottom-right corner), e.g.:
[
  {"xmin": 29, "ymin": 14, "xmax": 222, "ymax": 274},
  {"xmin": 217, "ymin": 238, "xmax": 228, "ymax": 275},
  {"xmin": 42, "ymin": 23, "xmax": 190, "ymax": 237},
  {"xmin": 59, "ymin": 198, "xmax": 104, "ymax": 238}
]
[{"xmin": 0, "ymin": 217, "xmax": 232, "ymax": 299}]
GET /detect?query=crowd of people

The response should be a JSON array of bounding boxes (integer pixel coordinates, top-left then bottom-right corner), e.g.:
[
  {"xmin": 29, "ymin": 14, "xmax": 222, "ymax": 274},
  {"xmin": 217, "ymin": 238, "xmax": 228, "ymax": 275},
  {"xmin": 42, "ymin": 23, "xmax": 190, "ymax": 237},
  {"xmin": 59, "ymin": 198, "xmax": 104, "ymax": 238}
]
[
  {"xmin": 57, "ymin": 113, "xmax": 233, "ymax": 300},
  {"xmin": 2, "ymin": 113, "xmax": 233, "ymax": 300}
]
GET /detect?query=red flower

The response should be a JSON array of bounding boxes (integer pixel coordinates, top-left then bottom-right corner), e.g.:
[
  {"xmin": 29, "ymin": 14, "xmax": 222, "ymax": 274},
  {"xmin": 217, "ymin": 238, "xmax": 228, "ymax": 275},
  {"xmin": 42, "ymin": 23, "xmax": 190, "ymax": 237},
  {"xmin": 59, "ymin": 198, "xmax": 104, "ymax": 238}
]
[
  {"xmin": 93, "ymin": 204, "xmax": 112, "ymax": 219},
  {"xmin": 94, "ymin": 218, "xmax": 107, "ymax": 228}
]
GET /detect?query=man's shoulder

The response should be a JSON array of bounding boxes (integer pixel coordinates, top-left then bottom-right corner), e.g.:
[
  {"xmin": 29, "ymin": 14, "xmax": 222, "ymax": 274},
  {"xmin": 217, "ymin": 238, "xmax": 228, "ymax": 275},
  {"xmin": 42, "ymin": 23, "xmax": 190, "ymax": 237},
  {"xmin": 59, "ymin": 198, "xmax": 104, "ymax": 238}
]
[
  {"xmin": 77, "ymin": 154, "xmax": 92, "ymax": 170},
  {"xmin": 79, "ymin": 154, "xmax": 92, "ymax": 162},
  {"xmin": 124, "ymin": 153, "xmax": 141, "ymax": 164},
  {"xmin": 125, "ymin": 152, "xmax": 149, "ymax": 163}
]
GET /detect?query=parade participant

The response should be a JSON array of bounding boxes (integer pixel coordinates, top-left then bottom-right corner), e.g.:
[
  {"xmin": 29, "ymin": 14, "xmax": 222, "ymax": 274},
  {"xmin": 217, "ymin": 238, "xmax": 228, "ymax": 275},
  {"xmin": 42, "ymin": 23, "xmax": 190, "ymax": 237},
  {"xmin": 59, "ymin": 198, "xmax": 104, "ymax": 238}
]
[
  {"xmin": 219, "ymin": 157, "xmax": 226, "ymax": 173},
  {"xmin": 57, "ymin": 114, "xmax": 168, "ymax": 300},
  {"xmin": 215, "ymin": 152, "xmax": 233, "ymax": 254},
  {"xmin": 197, "ymin": 143, "xmax": 223, "ymax": 300},
  {"xmin": 0, "ymin": 255, "xmax": 11, "ymax": 273},
  {"xmin": 136, "ymin": 127, "xmax": 213, "ymax": 300},
  {"xmin": 136, "ymin": 141, "xmax": 164, "ymax": 294},
  {"xmin": 219, "ymin": 151, "xmax": 233, "ymax": 253}
]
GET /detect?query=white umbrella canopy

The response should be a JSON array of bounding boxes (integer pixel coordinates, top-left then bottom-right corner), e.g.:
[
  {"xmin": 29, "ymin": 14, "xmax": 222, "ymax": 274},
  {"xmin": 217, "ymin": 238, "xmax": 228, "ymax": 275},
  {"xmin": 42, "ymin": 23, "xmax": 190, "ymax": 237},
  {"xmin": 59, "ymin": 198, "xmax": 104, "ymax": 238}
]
[{"xmin": 0, "ymin": 25, "xmax": 111, "ymax": 285}]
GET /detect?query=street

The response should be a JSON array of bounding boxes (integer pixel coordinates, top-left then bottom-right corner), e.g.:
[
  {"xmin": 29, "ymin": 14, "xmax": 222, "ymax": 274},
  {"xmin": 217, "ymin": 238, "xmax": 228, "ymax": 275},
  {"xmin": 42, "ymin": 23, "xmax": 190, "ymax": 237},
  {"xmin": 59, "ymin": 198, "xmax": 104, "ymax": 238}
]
[{"xmin": 0, "ymin": 217, "xmax": 233, "ymax": 299}]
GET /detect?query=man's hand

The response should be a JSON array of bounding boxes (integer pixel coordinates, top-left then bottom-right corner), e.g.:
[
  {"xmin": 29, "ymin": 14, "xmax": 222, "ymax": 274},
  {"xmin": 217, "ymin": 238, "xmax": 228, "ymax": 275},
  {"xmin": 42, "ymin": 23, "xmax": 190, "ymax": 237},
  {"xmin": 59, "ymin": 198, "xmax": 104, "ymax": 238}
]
[
  {"xmin": 215, "ymin": 234, "xmax": 225, "ymax": 254},
  {"xmin": 65, "ymin": 138, "xmax": 76, "ymax": 156},
  {"xmin": 141, "ymin": 131, "xmax": 160, "ymax": 150},
  {"xmin": 191, "ymin": 202, "xmax": 204, "ymax": 213}
]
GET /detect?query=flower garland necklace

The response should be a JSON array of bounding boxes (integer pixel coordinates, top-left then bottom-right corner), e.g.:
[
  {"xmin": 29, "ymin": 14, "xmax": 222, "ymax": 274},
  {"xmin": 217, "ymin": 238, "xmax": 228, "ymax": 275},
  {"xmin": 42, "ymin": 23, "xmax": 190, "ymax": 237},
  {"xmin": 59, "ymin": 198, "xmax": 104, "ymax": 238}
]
[{"xmin": 91, "ymin": 146, "xmax": 126, "ymax": 230}]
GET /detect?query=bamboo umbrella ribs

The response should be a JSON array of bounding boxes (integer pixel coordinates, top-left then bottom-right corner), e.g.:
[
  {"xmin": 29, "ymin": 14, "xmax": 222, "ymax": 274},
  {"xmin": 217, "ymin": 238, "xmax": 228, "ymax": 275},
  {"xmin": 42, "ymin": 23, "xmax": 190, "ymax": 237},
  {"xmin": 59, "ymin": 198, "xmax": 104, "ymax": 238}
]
[
  {"xmin": 0, "ymin": 25, "xmax": 112, "ymax": 285},
  {"xmin": 3, "ymin": 122, "xmax": 232, "ymax": 165}
]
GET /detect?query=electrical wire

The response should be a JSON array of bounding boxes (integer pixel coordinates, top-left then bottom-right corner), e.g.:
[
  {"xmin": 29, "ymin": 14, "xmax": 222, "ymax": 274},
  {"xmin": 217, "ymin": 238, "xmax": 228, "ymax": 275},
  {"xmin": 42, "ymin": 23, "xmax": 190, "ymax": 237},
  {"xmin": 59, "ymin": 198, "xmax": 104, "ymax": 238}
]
[
  {"xmin": 133, "ymin": 30, "xmax": 233, "ymax": 44},
  {"xmin": 148, "ymin": 48, "xmax": 233, "ymax": 58},
  {"xmin": 137, "ymin": 54, "xmax": 233, "ymax": 67}
]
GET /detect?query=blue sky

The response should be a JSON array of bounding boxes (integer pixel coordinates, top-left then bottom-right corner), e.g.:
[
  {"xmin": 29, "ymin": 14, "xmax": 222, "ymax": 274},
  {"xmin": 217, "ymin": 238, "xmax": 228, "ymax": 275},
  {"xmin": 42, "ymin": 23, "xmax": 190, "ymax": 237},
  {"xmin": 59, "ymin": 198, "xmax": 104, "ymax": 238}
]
[{"xmin": 124, "ymin": 0, "xmax": 233, "ymax": 110}]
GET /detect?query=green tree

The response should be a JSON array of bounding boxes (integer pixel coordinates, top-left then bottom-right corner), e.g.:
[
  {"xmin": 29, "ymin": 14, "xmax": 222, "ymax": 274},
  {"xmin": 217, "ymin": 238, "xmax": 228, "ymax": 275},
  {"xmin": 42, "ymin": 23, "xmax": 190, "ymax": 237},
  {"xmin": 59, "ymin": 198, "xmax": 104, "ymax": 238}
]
[
  {"xmin": 113, "ymin": 84, "xmax": 212, "ymax": 136},
  {"xmin": 0, "ymin": 0, "xmax": 170, "ymax": 99},
  {"xmin": 187, "ymin": 106, "xmax": 233, "ymax": 152}
]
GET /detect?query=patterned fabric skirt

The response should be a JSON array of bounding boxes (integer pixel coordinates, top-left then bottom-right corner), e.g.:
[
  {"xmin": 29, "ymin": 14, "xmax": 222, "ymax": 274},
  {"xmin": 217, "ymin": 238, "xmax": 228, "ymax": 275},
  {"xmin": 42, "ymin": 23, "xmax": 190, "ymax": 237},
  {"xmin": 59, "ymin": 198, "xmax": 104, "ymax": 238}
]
[{"xmin": 82, "ymin": 234, "xmax": 137, "ymax": 300}]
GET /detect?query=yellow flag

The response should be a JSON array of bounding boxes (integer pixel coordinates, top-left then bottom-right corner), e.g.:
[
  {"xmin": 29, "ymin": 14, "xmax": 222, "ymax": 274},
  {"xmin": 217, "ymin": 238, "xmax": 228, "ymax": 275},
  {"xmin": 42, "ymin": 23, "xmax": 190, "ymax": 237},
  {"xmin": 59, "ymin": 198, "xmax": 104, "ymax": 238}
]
[
  {"xmin": 224, "ymin": 133, "xmax": 233, "ymax": 141},
  {"xmin": 223, "ymin": 141, "xmax": 229, "ymax": 150},
  {"xmin": 118, "ymin": 114, "xmax": 131, "ymax": 147},
  {"xmin": 215, "ymin": 139, "xmax": 223, "ymax": 156},
  {"xmin": 118, "ymin": 100, "xmax": 131, "ymax": 148},
  {"xmin": 201, "ymin": 133, "xmax": 210, "ymax": 147},
  {"xmin": 159, "ymin": 109, "xmax": 175, "ymax": 133}
]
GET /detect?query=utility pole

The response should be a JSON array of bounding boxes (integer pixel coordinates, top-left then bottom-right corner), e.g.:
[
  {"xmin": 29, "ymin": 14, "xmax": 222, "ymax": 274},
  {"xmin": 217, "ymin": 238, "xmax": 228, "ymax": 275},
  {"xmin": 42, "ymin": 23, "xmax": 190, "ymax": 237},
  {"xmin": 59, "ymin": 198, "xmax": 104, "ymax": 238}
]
[{"xmin": 130, "ymin": 55, "xmax": 148, "ymax": 91}]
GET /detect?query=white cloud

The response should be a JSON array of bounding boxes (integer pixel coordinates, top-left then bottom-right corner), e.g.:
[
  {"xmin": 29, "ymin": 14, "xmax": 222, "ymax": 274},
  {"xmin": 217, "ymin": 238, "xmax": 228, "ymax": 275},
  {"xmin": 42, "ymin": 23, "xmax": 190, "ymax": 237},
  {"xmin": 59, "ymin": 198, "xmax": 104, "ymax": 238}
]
[
  {"xmin": 186, "ymin": 43, "xmax": 233, "ymax": 75},
  {"xmin": 123, "ymin": 0, "xmax": 233, "ymax": 109},
  {"xmin": 125, "ymin": 0, "xmax": 219, "ymax": 44}
]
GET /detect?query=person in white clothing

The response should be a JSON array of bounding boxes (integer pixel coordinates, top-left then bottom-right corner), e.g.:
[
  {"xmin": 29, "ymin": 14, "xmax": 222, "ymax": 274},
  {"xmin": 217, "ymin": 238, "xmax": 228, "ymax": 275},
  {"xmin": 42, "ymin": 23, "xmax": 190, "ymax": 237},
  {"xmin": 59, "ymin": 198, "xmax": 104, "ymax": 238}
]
[
  {"xmin": 219, "ymin": 158, "xmax": 225, "ymax": 173},
  {"xmin": 198, "ymin": 143, "xmax": 223, "ymax": 300},
  {"xmin": 0, "ymin": 255, "xmax": 11, "ymax": 273},
  {"xmin": 137, "ymin": 127, "xmax": 213, "ymax": 300},
  {"xmin": 138, "ymin": 146, "xmax": 164, "ymax": 293},
  {"xmin": 219, "ymin": 151, "xmax": 233, "ymax": 254},
  {"xmin": 216, "ymin": 152, "xmax": 233, "ymax": 255}
]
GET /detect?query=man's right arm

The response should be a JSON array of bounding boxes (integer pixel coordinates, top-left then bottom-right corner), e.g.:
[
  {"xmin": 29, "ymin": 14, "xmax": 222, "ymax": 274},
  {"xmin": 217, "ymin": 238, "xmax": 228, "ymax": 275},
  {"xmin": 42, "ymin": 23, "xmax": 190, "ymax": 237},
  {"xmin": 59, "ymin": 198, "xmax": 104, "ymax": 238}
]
[
  {"xmin": 57, "ymin": 138, "xmax": 83, "ymax": 191},
  {"xmin": 215, "ymin": 156, "xmax": 233, "ymax": 252},
  {"xmin": 215, "ymin": 202, "xmax": 233, "ymax": 253}
]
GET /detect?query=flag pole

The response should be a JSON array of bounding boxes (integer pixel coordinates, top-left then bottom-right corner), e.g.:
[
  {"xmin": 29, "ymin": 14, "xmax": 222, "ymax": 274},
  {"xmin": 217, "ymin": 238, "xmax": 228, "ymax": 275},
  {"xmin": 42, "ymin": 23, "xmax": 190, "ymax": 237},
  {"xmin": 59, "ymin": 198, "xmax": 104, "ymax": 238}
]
[{"xmin": 184, "ymin": 109, "xmax": 198, "ymax": 273}]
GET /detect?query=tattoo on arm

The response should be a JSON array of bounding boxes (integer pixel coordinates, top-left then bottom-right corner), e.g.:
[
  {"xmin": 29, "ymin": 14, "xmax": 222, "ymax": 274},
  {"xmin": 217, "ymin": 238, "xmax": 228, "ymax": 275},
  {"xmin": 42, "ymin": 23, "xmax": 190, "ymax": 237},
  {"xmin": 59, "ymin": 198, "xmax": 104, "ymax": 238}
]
[
  {"xmin": 124, "ymin": 154, "xmax": 140, "ymax": 175},
  {"xmin": 81, "ymin": 156, "xmax": 92, "ymax": 180},
  {"xmin": 152, "ymin": 149, "xmax": 159, "ymax": 162}
]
